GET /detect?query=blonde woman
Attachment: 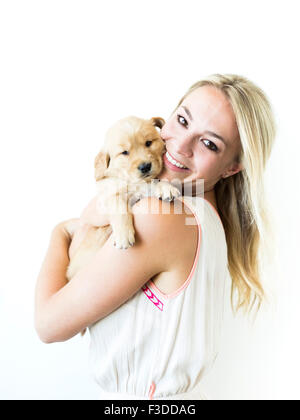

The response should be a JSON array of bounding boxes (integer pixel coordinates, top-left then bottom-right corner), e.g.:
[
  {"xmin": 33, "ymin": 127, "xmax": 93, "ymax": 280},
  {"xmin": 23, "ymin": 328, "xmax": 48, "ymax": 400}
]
[{"xmin": 35, "ymin": 74, "xmax": 276, "ymax": 400}]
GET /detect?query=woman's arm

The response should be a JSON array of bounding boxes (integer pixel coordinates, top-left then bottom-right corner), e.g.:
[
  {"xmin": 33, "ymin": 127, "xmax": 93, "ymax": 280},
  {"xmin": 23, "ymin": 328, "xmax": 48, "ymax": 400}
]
[
  {"xmin": 34, "ymin": 197, "xmax": 197, "ymax": 344},
  {"xmin": 34, "ymin": 220, "xmax": 77, "ymax": 340}
]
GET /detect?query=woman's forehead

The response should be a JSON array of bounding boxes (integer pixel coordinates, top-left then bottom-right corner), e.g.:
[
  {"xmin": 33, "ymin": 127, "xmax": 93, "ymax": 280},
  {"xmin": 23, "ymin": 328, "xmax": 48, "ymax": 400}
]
[{"xmin": 182, "ymin": 86, "xmax": 231, "ymax": 118}]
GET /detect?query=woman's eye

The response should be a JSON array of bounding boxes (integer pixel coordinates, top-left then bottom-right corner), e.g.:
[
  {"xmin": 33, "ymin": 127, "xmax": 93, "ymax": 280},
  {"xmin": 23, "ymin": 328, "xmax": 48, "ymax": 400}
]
[
  {"xmin": 145, "ymin": 140, "xmax": 152, "ymax": 147},
  {"xmin": 202, "ymin": 139, "xmax": 218, "ymax": 152},
  {"xmin": 122, "ymin": 151, "xmax": 129, "ymax": 155},
  {"xmin": 177, "ymin": 114, "xmax": 188, "ymax": 127}
]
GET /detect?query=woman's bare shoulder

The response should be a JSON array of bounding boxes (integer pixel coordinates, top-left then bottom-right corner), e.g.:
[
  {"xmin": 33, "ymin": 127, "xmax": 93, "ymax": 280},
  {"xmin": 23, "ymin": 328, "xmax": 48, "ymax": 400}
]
[{"xmin": 132, "ymin": 197, "xmax": 198, "ymax": 263}]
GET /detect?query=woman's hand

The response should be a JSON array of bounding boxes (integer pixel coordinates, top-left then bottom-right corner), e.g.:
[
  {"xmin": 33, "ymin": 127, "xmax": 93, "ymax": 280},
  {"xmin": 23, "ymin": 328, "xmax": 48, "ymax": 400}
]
[
  {"xmin": 66, "ymin": 195, "xmax": 111, "ymax": 259},
  {"xmin": 80, "ymin": 195, "xmax": 110, "ymax": 227},
  {"xmin": 52, "ymin": 218, "xmax": 83, "ymax": 259},
  {"xmin": 68, "ymin": 222, "xmax": 96, "ymax": 260},
  {"xmin": 55, "ymin": 218, "xmax": 81, "ymax": 240}
]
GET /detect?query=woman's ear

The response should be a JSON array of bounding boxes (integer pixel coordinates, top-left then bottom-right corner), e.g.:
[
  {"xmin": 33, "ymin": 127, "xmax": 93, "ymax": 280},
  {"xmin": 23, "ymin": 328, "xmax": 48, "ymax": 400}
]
[
  {"xmin": 222, "ymin": 162, "xmax": 244, "ymax": 178},
  {"xmin": 150, "ymin": 117, "xmax": 165, "ymax": 129},
  {"xmin": 94, "ymin": 151, "xmax": 111, "ymax": 181}
]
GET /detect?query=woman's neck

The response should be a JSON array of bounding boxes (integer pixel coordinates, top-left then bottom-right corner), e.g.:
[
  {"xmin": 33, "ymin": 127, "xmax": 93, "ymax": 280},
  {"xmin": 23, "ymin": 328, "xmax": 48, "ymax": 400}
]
[{"xmin": 204, "ymin": 188, "xmax": 218, "ymax": 212}]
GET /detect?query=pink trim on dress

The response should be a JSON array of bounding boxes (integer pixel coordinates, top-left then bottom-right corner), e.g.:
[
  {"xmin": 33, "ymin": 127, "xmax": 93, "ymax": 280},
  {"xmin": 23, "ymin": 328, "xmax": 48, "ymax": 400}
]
[
  {"xmin": 142, "ymin": 285, "xmax": 164, "ymax": 311},
  {"xmin": 203, "ymin": 198, "xmax": 224, "ymax": 232},
  {"xmin": 148, "ymin": 382, "xmax": 156, "ymax": 400},
  {"xmin": 148, "ymin": 196, "xmax": 202, "ymax": 300}
]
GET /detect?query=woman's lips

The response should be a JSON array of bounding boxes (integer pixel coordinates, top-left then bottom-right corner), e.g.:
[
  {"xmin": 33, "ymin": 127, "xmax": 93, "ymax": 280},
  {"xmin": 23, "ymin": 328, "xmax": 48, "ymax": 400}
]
[{"xmin": 163, "ymin": 152, "xmax": 190, "ymax": 173}]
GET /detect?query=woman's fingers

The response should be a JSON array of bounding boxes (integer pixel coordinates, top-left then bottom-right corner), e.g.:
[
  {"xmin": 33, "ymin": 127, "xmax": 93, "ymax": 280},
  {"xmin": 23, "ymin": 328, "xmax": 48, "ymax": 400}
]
[
  {"xmin": 68, "ymin": 223, "xmax": 94, "ymax": 260},
  {"xmin": 64, "ymin": 219, "xmax": 82, "ymax": 237},
  {"xmin": 54, "ymin": 218, "xmax": 81, "ymax": 240}
]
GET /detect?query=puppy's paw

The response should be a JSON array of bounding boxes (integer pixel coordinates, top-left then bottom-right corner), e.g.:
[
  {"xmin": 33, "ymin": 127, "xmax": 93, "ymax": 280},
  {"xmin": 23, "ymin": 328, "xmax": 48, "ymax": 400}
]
[
  {"xmin": 154, "ymin": 182, "xmax": 181, "ymax": 202},
  {"xmin": 113, "ymin": 227, "xmax": 136, "ymax": 249}
]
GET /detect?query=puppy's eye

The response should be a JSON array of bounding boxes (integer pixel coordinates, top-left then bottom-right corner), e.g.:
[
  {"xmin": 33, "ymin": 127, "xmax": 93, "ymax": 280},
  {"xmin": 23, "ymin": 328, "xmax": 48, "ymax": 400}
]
[
  {"xmin": 122, "ymin": 151, "xmax": 129, "ymax": 155},
  {"xmin": 145, "ymin": 141, "xmax": 152, "ymax": 147}
]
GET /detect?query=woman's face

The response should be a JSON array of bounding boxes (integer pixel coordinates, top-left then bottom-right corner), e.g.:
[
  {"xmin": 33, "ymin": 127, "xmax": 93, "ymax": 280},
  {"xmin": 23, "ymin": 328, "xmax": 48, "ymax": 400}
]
[{"xmin": 159, "ymin": 85, "xmax": 243, "ymax": 192}]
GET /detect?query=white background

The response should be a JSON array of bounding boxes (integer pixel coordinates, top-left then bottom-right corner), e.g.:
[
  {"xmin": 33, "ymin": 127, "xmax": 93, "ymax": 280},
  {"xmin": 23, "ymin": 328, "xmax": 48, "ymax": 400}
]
[{"xmin": 0, "ymin": 0, "xmax": 299, "ymax": 400}]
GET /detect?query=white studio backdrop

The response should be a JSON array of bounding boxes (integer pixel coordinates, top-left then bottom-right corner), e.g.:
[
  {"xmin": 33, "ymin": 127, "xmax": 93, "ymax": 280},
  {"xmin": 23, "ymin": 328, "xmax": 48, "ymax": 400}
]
[{"xmin": 0, "ymin": 0, "xmax": 299, "ymax": 400}]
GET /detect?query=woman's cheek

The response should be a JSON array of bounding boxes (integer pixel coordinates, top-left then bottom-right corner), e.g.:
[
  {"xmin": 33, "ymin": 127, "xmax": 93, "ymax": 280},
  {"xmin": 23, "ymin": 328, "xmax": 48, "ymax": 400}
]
[
  {"xmin": 194, "ymin": 154, "xmax": 216, "ymax": 178},
  {"xmin": 206, "ymin": 157, "xmax": 223, "ymax": 180},
  {"xmin": 161, "ymin": 122, "xmax": 171, "ymax": 139},
  {"xmin": 162, "ymin": 119, "xmax": 177, "ymax": 140}
]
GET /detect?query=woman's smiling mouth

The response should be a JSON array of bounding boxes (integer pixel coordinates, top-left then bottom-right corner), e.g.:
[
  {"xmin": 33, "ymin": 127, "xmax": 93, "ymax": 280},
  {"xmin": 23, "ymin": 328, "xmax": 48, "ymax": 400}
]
[{"xmin": 163, "ymin": 151, "xmax": 190, "ymax": 172}]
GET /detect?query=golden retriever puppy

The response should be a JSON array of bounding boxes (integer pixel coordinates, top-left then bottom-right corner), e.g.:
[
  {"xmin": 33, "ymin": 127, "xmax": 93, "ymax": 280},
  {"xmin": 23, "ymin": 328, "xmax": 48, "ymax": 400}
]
[{"xmin": 66, "ymin": 116, "xmax": 180, "ymax": 281}]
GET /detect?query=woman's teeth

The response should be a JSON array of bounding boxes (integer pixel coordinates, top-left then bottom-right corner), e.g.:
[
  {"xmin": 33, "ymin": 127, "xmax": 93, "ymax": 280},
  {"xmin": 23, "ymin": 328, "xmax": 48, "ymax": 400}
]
[{"xmin": 166, "ymin": 151, "xmax": 188, "ymax": 169}]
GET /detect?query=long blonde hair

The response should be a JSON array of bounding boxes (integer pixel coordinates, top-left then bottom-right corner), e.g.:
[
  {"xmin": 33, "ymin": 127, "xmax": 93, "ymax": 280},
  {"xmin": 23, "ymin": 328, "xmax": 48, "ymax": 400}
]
[{"xmin": 176, "ymin": 74, "xmax": 276, "ymax": 314}]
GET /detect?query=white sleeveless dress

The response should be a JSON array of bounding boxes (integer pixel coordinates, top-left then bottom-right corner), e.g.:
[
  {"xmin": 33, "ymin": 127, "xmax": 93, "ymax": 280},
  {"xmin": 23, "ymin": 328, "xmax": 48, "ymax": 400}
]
[{"xmin": 88, "ymin": 196, "xmax": 230, "ymax": 400}]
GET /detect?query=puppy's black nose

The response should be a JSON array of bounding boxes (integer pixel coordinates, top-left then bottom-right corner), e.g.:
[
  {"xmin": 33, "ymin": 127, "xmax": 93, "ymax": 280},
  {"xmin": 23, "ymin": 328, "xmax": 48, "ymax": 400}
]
[{"xmin": 138, "ymin": 162, "xmax": 152, "ymax": 174}]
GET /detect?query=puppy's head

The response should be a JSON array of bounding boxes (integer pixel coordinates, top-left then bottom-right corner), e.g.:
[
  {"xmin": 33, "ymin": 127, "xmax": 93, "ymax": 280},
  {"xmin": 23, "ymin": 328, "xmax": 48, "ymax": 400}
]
[{"xmin": 94, "ymin": 116, "xmax": 166, "ymax": 182}]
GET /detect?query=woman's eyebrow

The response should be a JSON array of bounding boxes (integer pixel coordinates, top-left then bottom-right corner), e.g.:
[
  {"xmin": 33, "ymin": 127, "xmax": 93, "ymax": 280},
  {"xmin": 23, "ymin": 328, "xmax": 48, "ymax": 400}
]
[
  {"xmin": 203, "ymin": 130, "xmax": 227, "ymax": 146},
  {"xmin": 182, "ymin": 105, "xmax": 193, "ymax": 121},
  {"xmin": 182, "ymin": 105, "xmax": 227, "ymax": 146}
]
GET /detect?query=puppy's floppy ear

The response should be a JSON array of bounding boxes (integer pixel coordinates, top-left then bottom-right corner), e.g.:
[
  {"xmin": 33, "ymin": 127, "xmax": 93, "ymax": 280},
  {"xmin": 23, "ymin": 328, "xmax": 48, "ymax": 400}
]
[
  {"xmin": 94, "ymin": 151, "xmax": 110, "ymax": 181},
  {"xmin": 150, "ymin": 117, "xmax": 165, "ymax": 129}
]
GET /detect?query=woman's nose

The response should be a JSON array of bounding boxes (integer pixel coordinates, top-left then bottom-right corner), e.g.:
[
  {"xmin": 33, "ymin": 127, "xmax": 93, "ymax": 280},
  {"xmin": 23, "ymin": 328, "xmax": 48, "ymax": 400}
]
[{"xmin": 173, "ymin": 135, "xmax": 193, "ymax": 158}]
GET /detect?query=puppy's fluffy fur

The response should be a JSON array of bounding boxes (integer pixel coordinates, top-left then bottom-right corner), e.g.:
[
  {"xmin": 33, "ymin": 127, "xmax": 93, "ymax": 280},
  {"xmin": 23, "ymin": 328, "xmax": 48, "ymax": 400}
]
[{"xmin": 66, "ymin": 116, "xmax": 180, "ymax": 281}]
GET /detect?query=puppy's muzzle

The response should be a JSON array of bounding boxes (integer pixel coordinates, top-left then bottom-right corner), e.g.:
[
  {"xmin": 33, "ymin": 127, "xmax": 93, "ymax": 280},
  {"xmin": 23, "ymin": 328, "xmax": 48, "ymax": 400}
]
[{"xmin": 138, "ymin": 162, "xmax": 152, "ymax": 176}]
